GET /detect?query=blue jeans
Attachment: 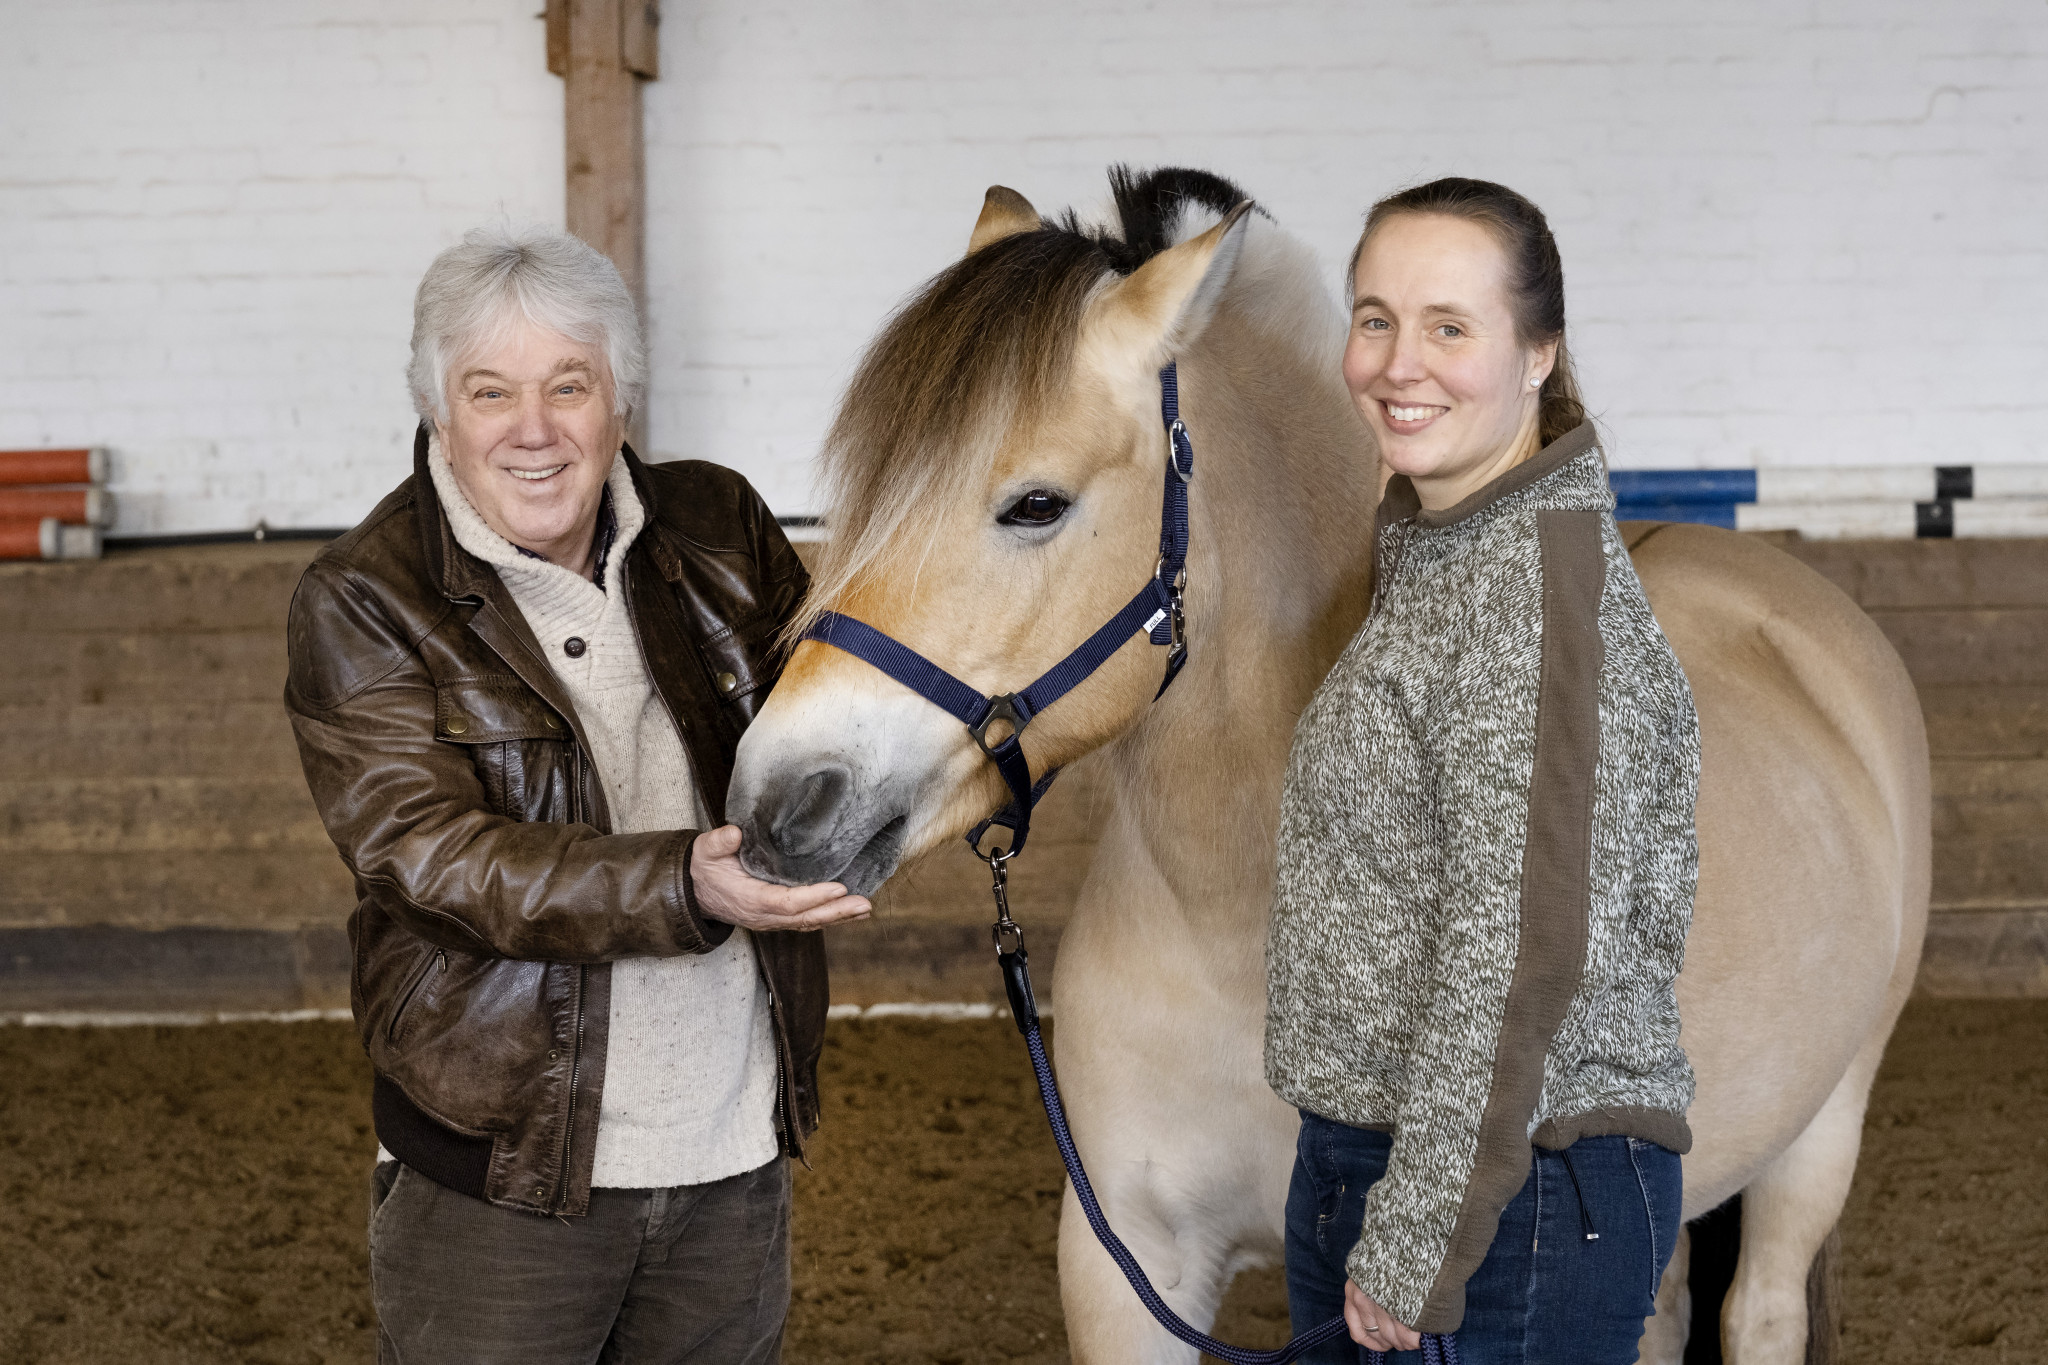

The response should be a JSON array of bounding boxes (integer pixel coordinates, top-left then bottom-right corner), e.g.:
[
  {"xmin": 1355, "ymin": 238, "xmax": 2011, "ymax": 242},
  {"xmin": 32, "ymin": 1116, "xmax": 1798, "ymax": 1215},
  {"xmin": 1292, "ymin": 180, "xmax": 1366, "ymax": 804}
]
[{"xmin": 1285, "ymin": 1112, "xmax": 1682, "ymax": 1365}]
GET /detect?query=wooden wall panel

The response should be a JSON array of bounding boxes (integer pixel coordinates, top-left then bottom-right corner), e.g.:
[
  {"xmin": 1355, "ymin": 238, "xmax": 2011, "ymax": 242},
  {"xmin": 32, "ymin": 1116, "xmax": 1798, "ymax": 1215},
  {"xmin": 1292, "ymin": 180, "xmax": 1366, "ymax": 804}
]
[{"xmin": 2, "ymin": 533, "xmax": 2042, "ymax": 1009}]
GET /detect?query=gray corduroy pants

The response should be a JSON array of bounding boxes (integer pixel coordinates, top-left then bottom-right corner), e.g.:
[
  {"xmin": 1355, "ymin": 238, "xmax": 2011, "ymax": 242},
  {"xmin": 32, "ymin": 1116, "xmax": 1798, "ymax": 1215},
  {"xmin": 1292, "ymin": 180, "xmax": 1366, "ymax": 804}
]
[{"xmin": 368, "ymin": 1157, "xmax": 790, "ymax": 1365}]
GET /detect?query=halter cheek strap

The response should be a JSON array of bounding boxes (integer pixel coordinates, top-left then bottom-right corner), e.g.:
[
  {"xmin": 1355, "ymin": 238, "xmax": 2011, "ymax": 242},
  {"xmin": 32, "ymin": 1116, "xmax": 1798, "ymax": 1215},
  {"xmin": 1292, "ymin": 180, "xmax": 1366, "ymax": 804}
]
[{"xmin": 799, "ymin": 363, "xmax": 1195, "ymax": 856}]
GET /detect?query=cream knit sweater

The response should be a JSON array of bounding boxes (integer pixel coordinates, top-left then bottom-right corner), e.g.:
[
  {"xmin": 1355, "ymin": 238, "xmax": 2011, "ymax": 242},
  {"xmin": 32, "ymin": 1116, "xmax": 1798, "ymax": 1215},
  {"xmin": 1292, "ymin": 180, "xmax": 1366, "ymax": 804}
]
[{"xmin": 421, "ymin": 445, "xmax": 780, "ymax": 1189}]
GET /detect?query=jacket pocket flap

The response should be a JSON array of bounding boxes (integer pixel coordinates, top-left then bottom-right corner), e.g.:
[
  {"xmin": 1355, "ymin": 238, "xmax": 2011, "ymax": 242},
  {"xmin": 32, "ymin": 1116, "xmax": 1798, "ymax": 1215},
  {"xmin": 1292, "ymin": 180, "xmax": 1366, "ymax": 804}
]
[
  {"xmin": 697, "ymin": 611, "xmax": 776, "ymax": 704},
  {"xmin": 436, "ymin": 681, "xmax": 569, "ymax": 742}
]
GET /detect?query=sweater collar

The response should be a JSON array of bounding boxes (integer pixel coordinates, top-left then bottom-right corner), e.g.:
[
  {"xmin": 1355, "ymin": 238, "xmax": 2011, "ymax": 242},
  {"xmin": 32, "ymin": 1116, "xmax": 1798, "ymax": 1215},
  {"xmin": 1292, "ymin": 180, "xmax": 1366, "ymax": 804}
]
[
  {"xmin": 424, "ymin": 433, "xmax": 646, "ymax": 598},
  {"xmin": 1377, "ymin": 421, "xmax": 1604, "ymax": 532}
]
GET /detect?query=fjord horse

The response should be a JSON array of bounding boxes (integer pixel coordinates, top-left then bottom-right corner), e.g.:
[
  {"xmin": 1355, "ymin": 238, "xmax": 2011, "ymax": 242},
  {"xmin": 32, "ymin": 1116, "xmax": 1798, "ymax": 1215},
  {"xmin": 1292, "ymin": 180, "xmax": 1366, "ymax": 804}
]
[{"xmin": 729, "ymin": 169, "xmax": 1929, "ymax": 1364}]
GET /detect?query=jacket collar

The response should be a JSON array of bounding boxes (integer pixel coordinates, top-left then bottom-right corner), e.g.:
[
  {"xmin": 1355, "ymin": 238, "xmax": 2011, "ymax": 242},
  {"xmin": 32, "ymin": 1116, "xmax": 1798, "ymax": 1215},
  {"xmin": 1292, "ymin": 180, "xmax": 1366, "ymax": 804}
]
[
  {"xmin": 413, "ymin": 423, "xmax": 678, "ymax": 601},
  {"xmin": 1377, "ymin": 420, "xmax": 1602, "ymax": 532}
]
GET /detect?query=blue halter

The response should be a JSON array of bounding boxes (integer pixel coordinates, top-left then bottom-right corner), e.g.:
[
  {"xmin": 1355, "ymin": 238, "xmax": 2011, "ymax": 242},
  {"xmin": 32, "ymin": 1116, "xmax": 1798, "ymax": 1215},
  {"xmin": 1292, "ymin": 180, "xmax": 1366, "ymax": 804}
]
[
  {"xmin": 800, "ymin": 362, "xmax": 1194, "ymax": 857},
  {"xmin": 796, "ymin": 361, "xmax": 1455, "ymax": 1365}
]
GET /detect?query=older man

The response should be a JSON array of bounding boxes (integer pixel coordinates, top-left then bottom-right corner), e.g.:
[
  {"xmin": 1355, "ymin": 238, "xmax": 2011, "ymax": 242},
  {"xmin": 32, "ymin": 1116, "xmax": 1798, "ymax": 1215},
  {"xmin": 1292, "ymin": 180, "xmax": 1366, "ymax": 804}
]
[{"xmin": 286, "ymin": 227, "xmax": 867, "ymax": 1364}]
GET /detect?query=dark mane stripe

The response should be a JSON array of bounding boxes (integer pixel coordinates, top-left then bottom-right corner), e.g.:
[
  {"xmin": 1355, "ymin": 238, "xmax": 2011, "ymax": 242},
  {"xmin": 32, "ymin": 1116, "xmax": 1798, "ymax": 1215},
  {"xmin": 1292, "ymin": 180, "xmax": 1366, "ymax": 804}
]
[{"xmin": 1082, "ymin": 166, "xmax": 1256, "ymax": 274}]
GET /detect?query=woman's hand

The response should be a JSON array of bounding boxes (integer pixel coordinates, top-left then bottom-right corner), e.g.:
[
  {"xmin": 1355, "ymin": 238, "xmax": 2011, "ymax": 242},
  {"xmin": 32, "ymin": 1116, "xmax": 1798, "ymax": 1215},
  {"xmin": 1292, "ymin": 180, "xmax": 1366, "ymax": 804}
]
[
  {"xmin": 1344, "ymin": 1280, "xmax": 1421, "ymax": 1353},
  {"xmin": 690, "ymin": 826, "xmax": 872, "ymax": 931}
]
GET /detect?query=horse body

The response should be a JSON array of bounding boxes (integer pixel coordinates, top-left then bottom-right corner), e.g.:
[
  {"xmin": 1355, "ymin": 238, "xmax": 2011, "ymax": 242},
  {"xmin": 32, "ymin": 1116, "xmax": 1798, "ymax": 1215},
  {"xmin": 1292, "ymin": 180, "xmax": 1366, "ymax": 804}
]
[
  {"xmin": 1628, "ymin": 525, "xmax": 1929, "ymax": 1360},
  {"xmin": 728, "ymin": 169, "xmax": 1929, "ymax": 1363}
]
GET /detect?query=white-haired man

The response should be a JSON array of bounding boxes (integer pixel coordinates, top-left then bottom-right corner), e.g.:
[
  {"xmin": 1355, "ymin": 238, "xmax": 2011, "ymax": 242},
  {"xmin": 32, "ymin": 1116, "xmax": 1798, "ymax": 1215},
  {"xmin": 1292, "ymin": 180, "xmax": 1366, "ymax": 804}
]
[{"xmin": 286, "ymin": 227, "xmax": 868, "ymax": 1363}]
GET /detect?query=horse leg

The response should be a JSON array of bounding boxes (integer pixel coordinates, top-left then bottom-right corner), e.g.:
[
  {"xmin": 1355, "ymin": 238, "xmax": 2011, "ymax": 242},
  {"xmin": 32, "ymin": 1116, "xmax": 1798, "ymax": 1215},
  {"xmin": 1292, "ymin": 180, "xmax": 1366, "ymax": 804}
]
[
  {"xmin": 1639, "ymin": 1224, "xmax": 1692, "ymax": 1365},
  {"xmin": 1721, "ymin": 1043, "xmax": 1881, "ymax": 1363},
  {"xmin": 1057, "ymin": 1178, "xmax": 1232, "ymax": 1365}
]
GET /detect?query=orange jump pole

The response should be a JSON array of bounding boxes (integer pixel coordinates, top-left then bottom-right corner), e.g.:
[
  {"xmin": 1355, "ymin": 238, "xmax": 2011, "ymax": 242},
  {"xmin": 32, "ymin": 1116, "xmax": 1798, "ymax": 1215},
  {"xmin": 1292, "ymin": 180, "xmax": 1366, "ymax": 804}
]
[
  {"xmin": 0, "ymin": 486, "xmax": 111, "ymax": 526},
  {"xmin": 0, "ymin": 518, "xmax": 102, "ymax": 561},
  {"xmin": 0, "ymin": 448, "xmax": 107, "ymax": 486}
]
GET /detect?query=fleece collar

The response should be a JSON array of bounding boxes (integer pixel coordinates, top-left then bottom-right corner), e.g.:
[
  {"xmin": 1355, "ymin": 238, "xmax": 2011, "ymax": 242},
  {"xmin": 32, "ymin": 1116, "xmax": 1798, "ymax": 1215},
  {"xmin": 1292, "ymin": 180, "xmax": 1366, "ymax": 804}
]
[{"xmin": 1377, "ymin": 421, "xmax": 1604, "ymax": 532}]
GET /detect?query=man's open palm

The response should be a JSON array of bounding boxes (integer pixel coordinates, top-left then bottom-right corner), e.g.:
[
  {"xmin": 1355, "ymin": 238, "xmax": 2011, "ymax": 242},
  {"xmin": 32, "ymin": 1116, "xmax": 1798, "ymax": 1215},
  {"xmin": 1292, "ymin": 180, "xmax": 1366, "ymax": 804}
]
[{"xmin": 690, "ymin": 825, "xmax": 872, "ymax": 931}]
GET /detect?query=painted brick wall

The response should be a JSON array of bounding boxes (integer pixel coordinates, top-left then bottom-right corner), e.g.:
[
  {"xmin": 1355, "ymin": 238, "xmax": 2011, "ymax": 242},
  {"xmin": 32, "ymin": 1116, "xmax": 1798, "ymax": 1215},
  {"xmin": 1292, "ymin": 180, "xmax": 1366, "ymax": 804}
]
[
  {"xmin": 0, "ymin": 1, "xmax": 562, "ymax": 535},
  {"xmin": 644, "ymin": 0, "xmax": 2048, "ymax": 514},
  {"xmin": 3, "ymin": 1, "xmax": 2042, "ymax": 531}
]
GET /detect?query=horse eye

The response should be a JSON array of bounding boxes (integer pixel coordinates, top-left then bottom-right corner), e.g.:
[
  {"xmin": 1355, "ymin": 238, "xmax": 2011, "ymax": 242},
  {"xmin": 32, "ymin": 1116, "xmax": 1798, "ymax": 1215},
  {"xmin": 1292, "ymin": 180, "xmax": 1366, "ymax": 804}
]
[{"xmin": 998, "ymin": 489, "xmax": 1070, "ymax": 527}]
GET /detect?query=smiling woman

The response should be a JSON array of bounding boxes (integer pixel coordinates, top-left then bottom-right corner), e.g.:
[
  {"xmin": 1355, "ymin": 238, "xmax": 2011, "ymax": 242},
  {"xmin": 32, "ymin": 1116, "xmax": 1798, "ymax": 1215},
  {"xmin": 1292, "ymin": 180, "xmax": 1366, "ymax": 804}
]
[
  {"xmin": 1267, "ymin": 179, "xmax": 1696, "ymax": 1360},
  {"xmin": 1343, "ymin": 178, "xmax": 1591, "ymax": 512}
]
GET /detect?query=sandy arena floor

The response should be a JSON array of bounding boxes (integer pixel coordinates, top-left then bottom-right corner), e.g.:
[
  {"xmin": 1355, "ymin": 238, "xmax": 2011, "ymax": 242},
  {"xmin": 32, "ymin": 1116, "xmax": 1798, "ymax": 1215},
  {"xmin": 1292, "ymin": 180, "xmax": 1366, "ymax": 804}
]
[{"xmin": 0, "ymin": 1000, "xmax": 2041, "ymax": 1363}]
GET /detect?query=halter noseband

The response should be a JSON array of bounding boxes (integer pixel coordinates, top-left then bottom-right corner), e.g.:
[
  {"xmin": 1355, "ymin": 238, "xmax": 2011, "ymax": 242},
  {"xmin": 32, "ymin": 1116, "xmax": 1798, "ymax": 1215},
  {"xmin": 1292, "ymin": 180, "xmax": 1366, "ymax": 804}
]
[{"xmin": 799, "ymin": 363, "xmax": 1195, "ymax": 858}]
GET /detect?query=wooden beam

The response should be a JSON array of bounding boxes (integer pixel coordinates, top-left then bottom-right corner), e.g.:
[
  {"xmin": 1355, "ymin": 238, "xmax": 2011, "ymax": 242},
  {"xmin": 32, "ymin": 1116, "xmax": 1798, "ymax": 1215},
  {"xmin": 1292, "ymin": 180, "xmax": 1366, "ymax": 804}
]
[
  {"xmin": 622, "ymin": 0, "xmax": 660, "ymax": 79},
  {"xmin": 551, "ymin": 0, "xmax": 656, "ymax": 311},
  {"xmin": 548, "ymin": 0, "xmax": 657, "ymax": 446}
]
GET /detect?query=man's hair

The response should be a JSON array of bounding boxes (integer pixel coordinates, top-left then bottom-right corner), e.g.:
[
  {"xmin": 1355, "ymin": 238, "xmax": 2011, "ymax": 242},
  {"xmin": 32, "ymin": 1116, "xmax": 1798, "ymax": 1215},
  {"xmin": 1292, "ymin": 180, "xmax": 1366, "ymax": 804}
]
[{"xmin": 408, "ymin": 226, "xmax": 645, "ymax": 423}]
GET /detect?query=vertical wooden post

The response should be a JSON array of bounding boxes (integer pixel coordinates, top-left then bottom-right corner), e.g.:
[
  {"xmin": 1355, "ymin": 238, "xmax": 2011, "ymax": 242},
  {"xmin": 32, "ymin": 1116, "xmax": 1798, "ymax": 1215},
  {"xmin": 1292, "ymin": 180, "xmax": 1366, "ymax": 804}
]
[
  {"xmin": 550, "ymin": 0, "xmax": 657, "ymax": 306},
  {"xmin": 547, "ymin": 0, "xmax": 659, "ymax": 442}
]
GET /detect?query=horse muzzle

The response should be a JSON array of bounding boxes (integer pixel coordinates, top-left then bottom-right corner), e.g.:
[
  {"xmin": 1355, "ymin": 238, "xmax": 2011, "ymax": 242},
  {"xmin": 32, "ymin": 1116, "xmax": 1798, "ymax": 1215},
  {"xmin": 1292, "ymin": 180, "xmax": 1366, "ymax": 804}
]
[{"xmin": 726, "ymin": 689, "xmax": 951, "ymax": 896}]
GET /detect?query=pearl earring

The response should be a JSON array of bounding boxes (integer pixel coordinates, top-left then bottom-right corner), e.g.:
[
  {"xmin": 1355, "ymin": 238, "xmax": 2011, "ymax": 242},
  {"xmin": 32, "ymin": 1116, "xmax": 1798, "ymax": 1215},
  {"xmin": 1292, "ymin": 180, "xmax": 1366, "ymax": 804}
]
[{"xmin": 1530, "ymin": 377, "xmax": 1542, "ymax": 388}]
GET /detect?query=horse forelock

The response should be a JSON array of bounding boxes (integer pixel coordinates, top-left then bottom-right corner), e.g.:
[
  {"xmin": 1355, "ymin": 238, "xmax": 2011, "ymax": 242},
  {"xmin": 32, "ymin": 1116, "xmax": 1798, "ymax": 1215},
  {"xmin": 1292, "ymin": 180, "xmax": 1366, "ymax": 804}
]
[{"xmin": 787, "ymin": 166, "xmax": 1267, "ymax": 649}]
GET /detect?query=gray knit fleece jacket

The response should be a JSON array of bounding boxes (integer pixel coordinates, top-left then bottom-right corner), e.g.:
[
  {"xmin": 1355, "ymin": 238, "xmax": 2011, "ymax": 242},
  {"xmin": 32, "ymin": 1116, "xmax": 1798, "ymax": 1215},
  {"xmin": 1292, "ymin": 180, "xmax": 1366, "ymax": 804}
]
[{"xmin": 1265, "ymin": 422, "xmax": 1699, "ymax": 1334}]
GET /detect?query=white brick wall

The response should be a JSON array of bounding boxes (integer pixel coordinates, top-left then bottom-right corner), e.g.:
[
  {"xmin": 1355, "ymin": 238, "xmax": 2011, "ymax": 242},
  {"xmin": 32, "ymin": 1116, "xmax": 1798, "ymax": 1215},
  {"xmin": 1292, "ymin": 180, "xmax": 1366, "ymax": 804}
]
[
  {"xmin": 0, "ymin": 1, "xmax": 562, "ymax": 535},
  {"xmin": 3, "ymin": 1, "xmax": 2043, "ymax": 531}
]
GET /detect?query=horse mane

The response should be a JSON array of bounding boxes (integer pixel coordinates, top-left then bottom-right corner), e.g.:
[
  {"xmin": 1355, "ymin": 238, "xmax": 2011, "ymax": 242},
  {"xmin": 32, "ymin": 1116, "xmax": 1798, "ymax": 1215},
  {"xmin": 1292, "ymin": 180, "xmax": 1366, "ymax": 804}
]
[{"xmin": 792, "ymin": 167, "xmax": 1255, "ymax": 643}]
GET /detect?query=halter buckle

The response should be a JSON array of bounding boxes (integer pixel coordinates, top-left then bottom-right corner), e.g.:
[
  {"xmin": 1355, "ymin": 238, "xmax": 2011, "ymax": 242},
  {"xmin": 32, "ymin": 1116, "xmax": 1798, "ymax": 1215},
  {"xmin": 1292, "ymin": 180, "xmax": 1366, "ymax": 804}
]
[
  {"xmin": 969, "ymin": 693, "xmax": 1031, "ymax": 759},
  {"xmin": 1167, "ymin": 420, "xmax": 1193, "ymax": 481}
]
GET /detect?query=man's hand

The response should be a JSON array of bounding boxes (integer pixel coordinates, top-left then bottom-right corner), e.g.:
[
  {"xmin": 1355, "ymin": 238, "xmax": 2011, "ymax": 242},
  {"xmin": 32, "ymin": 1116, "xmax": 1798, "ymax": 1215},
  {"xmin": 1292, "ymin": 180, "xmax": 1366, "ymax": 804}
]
[
  {"xmin": 1345, "ymin": 1280, "xmax": 1421, "ymax": 1352},
  {"xmin": 690, "ymin": 825, "xmax": 872, "ymax": 931}
]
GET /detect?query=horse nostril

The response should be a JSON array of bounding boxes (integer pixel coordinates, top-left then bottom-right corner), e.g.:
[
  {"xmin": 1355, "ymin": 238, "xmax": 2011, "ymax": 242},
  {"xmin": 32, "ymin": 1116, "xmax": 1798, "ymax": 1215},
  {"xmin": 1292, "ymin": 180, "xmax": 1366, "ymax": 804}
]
[{"xmin": 766, "ymin": 764, "xmax": 853, "ymax": 859}]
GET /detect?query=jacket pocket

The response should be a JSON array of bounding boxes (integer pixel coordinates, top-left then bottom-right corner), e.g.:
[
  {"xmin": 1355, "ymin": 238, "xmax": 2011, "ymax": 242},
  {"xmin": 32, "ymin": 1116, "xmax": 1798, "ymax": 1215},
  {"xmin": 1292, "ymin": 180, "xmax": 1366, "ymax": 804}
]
[
  {"xmin": 389, "ymin": 948, "xmax": 446, "ymax": 1045},
  {"xmin": 435, "ymin": 680, "xmax": 577, "ymax": 823}
]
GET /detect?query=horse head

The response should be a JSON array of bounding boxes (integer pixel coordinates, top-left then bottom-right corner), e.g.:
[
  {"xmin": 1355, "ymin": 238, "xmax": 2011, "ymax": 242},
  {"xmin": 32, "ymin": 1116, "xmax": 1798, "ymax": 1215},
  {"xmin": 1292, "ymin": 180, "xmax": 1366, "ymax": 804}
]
[{"xmin": 729, "ymin": 170, "xmax": 1262, "ymax": 893}]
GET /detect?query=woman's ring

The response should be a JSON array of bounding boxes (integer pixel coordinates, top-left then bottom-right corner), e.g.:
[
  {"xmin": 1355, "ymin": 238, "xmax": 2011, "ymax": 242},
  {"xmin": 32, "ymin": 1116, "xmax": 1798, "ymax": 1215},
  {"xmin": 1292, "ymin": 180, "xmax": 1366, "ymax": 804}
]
[{"xmin": 1363, "ymin": 1322, "xmax": 1380, "ymax": 1335}]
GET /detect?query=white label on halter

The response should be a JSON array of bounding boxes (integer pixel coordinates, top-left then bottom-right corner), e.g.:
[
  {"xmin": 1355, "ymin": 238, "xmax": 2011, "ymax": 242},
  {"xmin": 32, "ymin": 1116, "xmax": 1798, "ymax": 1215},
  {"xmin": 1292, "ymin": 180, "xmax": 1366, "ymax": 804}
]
[{"xmin": 1143, "ymin": 608, "xmax": 1169, "ymax": 634}]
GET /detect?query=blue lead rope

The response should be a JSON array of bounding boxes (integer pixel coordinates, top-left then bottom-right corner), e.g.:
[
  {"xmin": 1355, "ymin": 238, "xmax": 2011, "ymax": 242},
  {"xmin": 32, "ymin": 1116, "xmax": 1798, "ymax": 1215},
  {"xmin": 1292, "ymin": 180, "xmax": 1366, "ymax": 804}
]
[
  {"xmin": 995, "ymin": 855, "xmax": 1459, "ymax": 1365},
  {"xmin": 800, "ymin": 362, "xmax": 1457, "ymax": 1364}
]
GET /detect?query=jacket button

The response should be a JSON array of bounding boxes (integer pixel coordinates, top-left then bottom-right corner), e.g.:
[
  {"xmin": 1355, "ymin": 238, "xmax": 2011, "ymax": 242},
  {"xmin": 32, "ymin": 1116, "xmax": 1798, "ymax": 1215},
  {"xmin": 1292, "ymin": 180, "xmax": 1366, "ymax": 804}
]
[
  {"xmin": 543, "ymin": 712, "xmax": 560, "ymax": 730},
  {"xmin": 548, "ymin": 1049, "xmax": 560, "ymax": 1060},
  {"xmin": 717, "ymin": 671, "xmax": 738, "ymax": 694},
  {"xmin": 533, "ymin": 1187, "xmax": 545, "ymax": 1199},
  {"xmin": 563, "ymin": 637, "xmax": 586, "ymax": 658},
  {"xmin": 444, "ymin": 714, "xmax": 469, "ymax": 735}
]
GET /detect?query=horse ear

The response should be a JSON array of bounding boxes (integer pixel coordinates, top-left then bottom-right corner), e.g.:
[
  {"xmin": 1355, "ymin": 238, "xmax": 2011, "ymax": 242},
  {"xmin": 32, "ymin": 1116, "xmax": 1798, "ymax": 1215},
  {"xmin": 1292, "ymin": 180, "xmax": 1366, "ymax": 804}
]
[
  {"xmin": 968, "ymin": 186, "xmax": 1040, "ymax": 255},
  {"xmin": 1089, "ymin": 200, "xmax": 1255, "ymax": 371}
]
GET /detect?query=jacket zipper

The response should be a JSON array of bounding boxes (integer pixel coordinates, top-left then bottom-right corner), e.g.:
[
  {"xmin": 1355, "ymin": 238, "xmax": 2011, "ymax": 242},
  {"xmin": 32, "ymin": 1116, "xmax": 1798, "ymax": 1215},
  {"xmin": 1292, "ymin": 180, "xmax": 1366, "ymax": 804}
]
[
  {"xmin": 762, "ymin": 977, "xmax": 805, "ymax": 1166},
  {"xmin": 571, "ymin": 745, "xmax": 585, "ymax": 826},
  {"xmin": 388, "ymin": 949, "xmax": 445, "ymax": 1042},
  {"xmin": 553, "ymin": 964, "xmax": 586, "ymax": 1213}
]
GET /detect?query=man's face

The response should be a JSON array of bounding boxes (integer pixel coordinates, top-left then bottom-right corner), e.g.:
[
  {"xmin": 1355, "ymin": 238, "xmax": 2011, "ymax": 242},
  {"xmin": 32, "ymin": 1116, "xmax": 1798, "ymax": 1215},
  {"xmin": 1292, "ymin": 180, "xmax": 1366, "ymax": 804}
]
[{"xmin": 436, "ymin": 320, "xmax": 624, "ymax": 567}]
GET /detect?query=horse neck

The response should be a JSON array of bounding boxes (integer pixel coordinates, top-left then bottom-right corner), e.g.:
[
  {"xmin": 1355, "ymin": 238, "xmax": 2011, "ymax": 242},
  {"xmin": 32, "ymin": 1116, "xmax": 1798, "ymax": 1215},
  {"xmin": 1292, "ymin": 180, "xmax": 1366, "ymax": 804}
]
[{"xmin": 1097, "ymin": 258, "xmax": 1379, "ymax": 936}]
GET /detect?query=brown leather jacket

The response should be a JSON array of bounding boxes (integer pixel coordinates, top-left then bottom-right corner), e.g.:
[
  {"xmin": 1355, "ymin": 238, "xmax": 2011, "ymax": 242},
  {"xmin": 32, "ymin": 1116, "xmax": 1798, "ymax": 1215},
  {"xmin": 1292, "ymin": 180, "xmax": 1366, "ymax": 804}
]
[{"xmin": 285, "ymin": 431, "xmax": 824, "ymax": 1215}]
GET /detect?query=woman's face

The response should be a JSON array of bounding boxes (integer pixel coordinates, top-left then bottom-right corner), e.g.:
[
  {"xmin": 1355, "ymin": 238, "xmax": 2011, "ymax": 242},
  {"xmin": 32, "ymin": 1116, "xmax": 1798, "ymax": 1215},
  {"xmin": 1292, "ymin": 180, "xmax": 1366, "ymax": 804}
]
[{"xmin": 1343, "ymin": 213, "xmax": 1554, "ymax": 505}]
